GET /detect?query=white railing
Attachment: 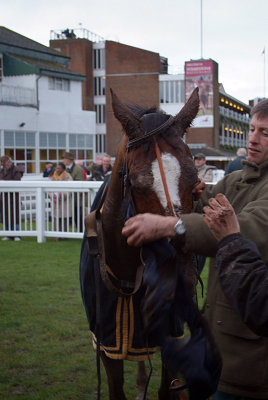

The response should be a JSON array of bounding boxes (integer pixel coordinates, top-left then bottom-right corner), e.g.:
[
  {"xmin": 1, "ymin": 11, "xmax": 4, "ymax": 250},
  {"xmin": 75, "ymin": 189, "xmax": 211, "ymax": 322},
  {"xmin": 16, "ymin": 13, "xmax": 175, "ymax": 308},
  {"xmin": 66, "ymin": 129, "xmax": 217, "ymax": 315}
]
[{"xmin": 0, "ymin": 181, "xmax": 102, "ymax": 242}]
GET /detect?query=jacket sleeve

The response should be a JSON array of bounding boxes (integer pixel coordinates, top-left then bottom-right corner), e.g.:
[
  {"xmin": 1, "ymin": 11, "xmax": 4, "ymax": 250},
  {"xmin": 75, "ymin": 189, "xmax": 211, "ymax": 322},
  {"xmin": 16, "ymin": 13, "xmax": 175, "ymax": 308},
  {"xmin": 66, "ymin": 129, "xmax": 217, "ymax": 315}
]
[
  {"xmin": 216, "ymin": 233, "xmax": 268, "ymax": 337},
  {"xmin": 12, "ymin": 167, "xmax": 23, "ymax": 181}
]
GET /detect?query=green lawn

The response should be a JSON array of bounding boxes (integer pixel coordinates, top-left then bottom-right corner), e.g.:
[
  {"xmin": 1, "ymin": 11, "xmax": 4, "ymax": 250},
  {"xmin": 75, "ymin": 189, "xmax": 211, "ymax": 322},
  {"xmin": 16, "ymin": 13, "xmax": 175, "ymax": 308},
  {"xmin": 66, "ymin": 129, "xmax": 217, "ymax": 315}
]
[{"xmin": 0, "ymin": 238, "xmax": 208, "ymax": 400}]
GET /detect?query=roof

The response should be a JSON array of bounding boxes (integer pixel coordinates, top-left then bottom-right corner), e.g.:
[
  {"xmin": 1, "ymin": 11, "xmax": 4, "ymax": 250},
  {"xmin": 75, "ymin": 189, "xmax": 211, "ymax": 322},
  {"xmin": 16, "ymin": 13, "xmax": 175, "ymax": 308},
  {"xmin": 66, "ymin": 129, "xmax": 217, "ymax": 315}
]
[
  {"xmin": 0, "ymin": 27, "xmax": 85, "ymax": 81},
  {"xmin": 5, "ymin": 53, "xmax": 85, "ymax": 80},
  {"xmin": 219, "ymin": 85, "xmax": 250, "ymax": 110},
  {"xmin": 0, "ymin": 26, "xmax": 65, "ymax": 58}
]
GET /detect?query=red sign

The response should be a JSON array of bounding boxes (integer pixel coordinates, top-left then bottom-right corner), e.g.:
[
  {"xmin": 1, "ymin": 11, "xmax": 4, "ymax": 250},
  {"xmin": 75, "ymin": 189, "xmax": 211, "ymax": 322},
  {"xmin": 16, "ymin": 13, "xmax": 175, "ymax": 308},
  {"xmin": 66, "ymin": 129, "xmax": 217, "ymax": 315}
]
[
  {"xmin": 185, "ymin": 61, "xmax": 213, "ymax": 77},
  {"xmin": 185, "ymin": 60, "xmax": 214, "ymax": 127}
]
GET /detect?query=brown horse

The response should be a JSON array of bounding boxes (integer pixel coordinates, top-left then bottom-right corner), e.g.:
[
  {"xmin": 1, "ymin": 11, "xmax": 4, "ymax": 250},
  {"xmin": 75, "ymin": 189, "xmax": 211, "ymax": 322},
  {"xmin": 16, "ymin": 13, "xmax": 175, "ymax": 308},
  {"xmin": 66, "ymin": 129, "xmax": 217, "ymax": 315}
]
[{"xmin": 80, "ymin": 87, "xmax": 220, "ymax": 400}]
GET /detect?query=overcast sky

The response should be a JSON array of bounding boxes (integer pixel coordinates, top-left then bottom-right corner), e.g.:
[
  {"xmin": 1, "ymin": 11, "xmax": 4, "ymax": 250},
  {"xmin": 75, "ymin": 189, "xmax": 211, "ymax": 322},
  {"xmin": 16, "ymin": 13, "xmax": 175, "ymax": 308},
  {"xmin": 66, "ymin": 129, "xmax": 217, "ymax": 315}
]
[{"xmin": 1, "ymin": 0, "xmax": 267, "ymax": 104}]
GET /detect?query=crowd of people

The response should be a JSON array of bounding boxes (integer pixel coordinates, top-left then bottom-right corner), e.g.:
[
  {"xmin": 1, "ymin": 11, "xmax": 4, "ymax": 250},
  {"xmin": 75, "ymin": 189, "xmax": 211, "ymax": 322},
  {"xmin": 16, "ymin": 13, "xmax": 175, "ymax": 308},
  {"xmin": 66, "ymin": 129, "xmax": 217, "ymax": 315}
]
[{"xmin": 42, "ymin": 153, "xmax": 113, "ymax": 182}]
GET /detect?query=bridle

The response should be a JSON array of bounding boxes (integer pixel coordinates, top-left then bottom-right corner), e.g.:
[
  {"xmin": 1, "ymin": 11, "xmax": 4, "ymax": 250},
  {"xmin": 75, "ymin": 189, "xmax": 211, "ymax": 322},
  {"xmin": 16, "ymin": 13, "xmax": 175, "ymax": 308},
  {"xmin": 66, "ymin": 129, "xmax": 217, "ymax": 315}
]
[{"xmin": 122, "ymin": 115, "xmax": 176, "ymax": 216}]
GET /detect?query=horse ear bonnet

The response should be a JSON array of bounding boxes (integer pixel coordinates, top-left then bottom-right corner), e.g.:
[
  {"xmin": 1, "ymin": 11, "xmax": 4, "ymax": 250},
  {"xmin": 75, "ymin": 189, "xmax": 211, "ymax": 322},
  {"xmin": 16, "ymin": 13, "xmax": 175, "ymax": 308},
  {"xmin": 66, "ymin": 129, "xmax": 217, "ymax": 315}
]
[
  {"xmin": 110, "ymin": 89, "xmax": 142, "ymax": 139},
  {"xmin": 174, "ymin": 87, "xmax": 200, "ymax": 134}
]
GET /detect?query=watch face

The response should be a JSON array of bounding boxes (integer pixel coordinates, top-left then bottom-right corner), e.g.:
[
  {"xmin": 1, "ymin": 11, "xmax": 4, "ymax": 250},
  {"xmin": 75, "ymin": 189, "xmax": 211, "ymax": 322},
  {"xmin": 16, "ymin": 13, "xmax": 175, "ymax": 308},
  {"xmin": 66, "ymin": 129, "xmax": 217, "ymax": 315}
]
[{"xmin": 175, "ymin": 220, "xmax": 186, "ymax": 235}]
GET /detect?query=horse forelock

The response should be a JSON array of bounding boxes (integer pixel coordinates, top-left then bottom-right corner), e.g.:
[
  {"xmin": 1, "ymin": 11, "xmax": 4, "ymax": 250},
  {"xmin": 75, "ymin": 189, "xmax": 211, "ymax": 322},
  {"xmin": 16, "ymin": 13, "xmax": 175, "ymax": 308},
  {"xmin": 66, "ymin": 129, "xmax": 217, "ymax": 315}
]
[{"xmin": 126, "ymin": 103, "xmax": 159, "ymax": 119}]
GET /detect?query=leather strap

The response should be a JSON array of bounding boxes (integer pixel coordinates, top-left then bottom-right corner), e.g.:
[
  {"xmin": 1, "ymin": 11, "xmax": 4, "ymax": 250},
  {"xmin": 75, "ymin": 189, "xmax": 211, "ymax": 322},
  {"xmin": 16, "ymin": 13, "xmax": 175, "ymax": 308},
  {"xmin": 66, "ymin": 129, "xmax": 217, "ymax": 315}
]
[{"xmin": 127, "ymin": 116, "xmax": 174, "ymax": 149}]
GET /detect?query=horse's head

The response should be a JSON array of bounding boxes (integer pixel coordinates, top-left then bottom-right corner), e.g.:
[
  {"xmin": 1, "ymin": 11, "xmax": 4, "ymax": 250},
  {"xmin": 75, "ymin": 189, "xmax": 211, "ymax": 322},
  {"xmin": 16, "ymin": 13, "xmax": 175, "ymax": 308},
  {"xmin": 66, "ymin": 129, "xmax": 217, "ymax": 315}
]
[{"xmin": 111, "ymin": 88, "xmax": 199, "ymax": 218}]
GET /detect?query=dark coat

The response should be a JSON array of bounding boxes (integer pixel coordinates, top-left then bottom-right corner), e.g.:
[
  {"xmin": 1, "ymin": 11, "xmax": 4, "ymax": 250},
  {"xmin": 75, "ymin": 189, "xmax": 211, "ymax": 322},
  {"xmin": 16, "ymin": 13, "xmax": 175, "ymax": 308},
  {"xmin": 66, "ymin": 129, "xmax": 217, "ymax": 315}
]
[
  {"xmin": 224, "ymin": 156, "xmax": 246, "ymax": 175},
  {"xmin": 180, "ymin": 160, "xmax": 268, "ymax": 398},
  {"xmin": 216, "ymin": 233, "xmax": 268, "ymax": 337},
  {"xmin": 90, "ymin": 165, "xmax": 112, "ymax": 181},
  {"xmin": 67, "ymin": 163, "xmax": 84, "ymax": 181},
  {"xmin": 43, "ymin": 167, "xmax": 55, "ymax": 177},
  {"xmin": 0, "ymin": 163, "xmax": 23, "ymax": 228}
]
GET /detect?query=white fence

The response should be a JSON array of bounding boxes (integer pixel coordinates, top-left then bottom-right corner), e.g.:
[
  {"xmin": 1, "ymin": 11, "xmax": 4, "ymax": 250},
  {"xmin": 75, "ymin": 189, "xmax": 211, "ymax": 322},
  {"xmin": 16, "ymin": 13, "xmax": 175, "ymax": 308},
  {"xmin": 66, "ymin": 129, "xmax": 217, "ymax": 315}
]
[{"xmin": 0, "ymin": 181, "xmax": 102, "ymax": 243}]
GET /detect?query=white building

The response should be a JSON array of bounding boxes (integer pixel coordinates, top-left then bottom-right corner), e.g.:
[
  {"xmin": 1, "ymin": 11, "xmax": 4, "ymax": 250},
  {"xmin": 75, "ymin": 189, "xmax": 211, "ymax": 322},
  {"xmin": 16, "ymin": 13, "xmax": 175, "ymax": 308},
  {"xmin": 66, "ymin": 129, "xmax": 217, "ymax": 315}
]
[
  {"xmin": 0, "ymin": 26, "xmax": 96, "ymax": 174},
  {"xmin": 159, "ymin": 73, "xmax": 185, "ymax": 116}
]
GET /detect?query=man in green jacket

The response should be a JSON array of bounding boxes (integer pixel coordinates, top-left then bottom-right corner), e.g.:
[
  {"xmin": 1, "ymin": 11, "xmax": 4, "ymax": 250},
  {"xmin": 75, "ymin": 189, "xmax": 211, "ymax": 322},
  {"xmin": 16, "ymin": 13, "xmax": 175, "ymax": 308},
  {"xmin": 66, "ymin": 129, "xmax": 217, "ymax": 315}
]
[{"xmin": 122, "ymin": 98, "xmax": 268, "ymax": 400}]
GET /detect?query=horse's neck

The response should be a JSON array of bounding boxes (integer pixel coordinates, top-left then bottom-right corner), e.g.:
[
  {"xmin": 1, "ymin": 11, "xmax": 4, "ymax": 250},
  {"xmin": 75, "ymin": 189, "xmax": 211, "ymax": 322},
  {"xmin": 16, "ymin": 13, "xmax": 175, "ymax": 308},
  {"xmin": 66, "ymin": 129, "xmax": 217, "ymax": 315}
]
[{"xmin": 101, "ymin": 147, "xmax": 141, "ymax": 282}]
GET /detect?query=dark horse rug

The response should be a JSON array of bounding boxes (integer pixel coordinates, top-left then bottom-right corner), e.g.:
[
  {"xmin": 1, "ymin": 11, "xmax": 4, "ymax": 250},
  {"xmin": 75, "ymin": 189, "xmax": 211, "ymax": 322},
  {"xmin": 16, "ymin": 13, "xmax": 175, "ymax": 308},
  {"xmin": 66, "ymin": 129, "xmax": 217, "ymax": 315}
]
[{"xmin": 79, "ymin": 178, "xmax": 222, "ymax": 400}]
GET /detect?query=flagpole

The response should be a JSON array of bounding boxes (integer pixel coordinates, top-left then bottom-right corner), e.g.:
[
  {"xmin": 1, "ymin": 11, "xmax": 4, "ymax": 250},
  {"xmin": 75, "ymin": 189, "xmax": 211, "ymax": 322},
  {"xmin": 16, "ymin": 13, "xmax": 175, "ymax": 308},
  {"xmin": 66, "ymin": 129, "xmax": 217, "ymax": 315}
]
[
  {"xmin": 264, "ymin": 48, "xmax": 266, "ymax": 98},
  {"xmin": 200, "ymin": 0, "xmax": 203, "ymax": 59}
]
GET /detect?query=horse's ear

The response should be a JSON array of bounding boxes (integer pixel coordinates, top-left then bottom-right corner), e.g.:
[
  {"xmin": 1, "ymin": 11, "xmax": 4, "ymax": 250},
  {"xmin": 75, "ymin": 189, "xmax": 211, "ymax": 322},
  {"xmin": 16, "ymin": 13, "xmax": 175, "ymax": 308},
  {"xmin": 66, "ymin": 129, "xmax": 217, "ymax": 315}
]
[
  {"xmin": 110, "ymin": 89, "xmax": 141, "ymax": 139},
  {"xmin": 174, "ymin": 87, "xmax": 200, "ymax": 135}
]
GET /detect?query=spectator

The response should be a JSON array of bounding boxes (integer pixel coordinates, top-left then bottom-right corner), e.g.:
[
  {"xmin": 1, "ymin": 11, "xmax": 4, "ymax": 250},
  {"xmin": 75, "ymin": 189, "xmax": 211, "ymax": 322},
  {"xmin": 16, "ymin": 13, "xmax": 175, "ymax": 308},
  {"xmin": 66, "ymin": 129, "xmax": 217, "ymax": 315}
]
[
  {"xmin": 0, "ymin": 156, "xmax": 23, "ymax": 241},
  {"xmin": 63, "ymin": 152, "xmax": 84, "ymax": 181},
  {"xmin": 122, "ymin": 98, "xmax": 268, "ymax": 399},
  {"xmin": 43, "ymin": 161, "xmax": 55, "ymax": 178},
  {"xmin": 49, "ymin": 163, "xmax": 72, "ymax": 241},
  {"xmin": 63, "ymin": 152, "xmax": 84, "ymax": 232},
  {"xmin": 75, "ymin": 160, "xmax": 88, "ymax": 180},
  {"xmin": 194, "ymin": 153, "xmax": 216, "ymax": 182},
  {"xmin": 203, "ymin": 193, "xmax": 268, "ymax": 337},
  {"xmin": 86, "ymin": 161, "xmax": 98, "ymax": 179},
  {"xmin": 224, "ymin": 147, "xmax": 247, "ymax": 175},
  {"xmin": 90, "ymin": 154, "xmax": 112, "ymax": 181}
]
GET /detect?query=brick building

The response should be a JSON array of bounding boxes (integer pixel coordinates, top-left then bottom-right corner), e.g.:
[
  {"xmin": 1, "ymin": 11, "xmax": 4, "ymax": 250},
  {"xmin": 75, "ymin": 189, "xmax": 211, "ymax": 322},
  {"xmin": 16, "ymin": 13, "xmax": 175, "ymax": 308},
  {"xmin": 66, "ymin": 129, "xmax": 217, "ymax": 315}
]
[{"xmin": 50, "ymin": 28, "xmax": 166, "ymax": 157}]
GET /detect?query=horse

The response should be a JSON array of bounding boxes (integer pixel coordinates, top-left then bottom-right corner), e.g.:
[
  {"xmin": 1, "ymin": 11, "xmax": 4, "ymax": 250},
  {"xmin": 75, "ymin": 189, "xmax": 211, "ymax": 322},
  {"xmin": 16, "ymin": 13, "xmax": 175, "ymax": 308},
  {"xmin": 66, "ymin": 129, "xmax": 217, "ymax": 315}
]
[{"xmin": 80, "ymin": 87, "xmax": 221, "ymax": 400}]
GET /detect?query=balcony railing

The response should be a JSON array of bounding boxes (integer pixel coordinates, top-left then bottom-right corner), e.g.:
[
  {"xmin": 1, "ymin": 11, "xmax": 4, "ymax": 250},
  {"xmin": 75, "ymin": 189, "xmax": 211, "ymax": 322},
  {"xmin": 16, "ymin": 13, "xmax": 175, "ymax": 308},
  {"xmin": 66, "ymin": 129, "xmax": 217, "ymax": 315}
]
[
  {"xmin": 219, "ymin": 106, "xmax": 249, "ymax": 123},
  {"xmin": 0, "ymin": 84, "xmax": 37, "ymax": 107}
]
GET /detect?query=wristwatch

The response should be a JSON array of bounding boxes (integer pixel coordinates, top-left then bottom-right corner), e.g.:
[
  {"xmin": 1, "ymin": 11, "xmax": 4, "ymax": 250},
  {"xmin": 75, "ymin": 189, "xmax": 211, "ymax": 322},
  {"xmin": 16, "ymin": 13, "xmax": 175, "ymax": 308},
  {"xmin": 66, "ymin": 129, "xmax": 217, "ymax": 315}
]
[{"xmin": 174, "ymin": 218, "xmax": 186, "ymax": 235}]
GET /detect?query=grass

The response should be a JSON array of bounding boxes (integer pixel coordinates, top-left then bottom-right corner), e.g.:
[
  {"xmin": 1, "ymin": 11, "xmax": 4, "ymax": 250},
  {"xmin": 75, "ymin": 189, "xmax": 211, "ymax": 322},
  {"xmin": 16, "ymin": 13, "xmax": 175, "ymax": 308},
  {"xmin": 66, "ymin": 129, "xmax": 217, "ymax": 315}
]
[{"xmin": 0, "ymin": 238, "xmax": 209, "ymax": 400}]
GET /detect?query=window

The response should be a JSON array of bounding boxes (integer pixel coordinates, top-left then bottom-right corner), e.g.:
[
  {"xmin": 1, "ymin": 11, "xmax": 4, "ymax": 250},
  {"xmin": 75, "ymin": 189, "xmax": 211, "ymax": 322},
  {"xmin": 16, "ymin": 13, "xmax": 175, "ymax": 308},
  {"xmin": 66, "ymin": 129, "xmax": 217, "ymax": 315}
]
[
  {"xmin": 4, "ymin": 130, "xmax": 36, "ymax": 173},
  {"xmin": 95, "ymin": 104, "xmax": 106, "ymax": 124},
  {"xmin": 160, "ymin": 80, "xmax": 184, "ymax": 104},
  {"xmin": 95, "ymin": 134, "xmax": 106, "ymax": 154},
  {"xmin": 93, "ymin": 48, "xmax": 105, "ymax": 69},
  {"xmin": 69, "ymin": 134, "xmax": 94, "ymax": 161},
  {"xmin": 48, "ymin": 77, "xmax": 70, "ymax": 91},
  {"xmin": 39, "ymin": 132, "xmax": 66, "ymax": 170},
  {"xmin": 94, "ymin": 77, "xmax": 106, "ymax": 96},
  {"xmin": 0, "ymin": 55, "xmax": 2, "ymax": 82}
]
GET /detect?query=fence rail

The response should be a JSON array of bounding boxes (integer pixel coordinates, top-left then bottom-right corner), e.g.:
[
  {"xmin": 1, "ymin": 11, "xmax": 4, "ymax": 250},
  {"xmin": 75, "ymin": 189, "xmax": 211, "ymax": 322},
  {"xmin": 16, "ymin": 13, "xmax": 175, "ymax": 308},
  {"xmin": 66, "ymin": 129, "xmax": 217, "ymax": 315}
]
[{"xmin": 0, "ymin": 181, "xmax": 102, "ymax": 243}]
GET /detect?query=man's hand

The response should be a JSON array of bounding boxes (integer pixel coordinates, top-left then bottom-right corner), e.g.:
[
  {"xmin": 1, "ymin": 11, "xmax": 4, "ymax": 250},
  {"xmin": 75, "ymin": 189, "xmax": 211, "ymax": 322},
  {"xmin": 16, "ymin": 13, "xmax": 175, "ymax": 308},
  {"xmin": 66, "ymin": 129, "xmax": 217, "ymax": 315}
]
[
  {"xmin": 122, "ymin": 214, "xmax": 178, "ymax": 247},
  {"xmin": 192, "ymin": 179, "xmax": 206, "ymax": 201},
  {"xmin": 203, "ymin": 193, "xmax": 240, "ymax": 241}
]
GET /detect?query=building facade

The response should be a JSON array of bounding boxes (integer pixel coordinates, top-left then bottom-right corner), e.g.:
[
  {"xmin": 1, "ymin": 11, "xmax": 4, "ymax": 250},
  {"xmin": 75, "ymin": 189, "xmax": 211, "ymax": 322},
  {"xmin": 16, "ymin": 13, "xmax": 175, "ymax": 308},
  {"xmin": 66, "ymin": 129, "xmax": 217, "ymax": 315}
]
[
  {"xmin": 1, "ymin": 27, "xmax": 252, "ymax": 173},
  {"xmin": 50, "ymin": 28, "xmax": 166, "ymax": 158},
  {"xmin": 0, "ymin": 27, "xmax": 96, "ymax": 174}
]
